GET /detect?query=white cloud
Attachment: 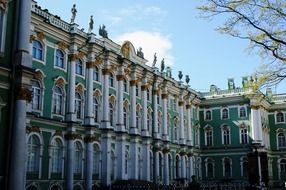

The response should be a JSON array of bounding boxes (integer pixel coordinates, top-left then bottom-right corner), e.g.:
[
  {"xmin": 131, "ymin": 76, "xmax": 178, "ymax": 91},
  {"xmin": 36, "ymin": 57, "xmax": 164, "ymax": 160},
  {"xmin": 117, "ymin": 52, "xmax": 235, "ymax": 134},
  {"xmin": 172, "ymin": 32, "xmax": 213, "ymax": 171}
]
[{"xmin": 114, "ymin": 31, "xmax": 175, "ymax": 67}]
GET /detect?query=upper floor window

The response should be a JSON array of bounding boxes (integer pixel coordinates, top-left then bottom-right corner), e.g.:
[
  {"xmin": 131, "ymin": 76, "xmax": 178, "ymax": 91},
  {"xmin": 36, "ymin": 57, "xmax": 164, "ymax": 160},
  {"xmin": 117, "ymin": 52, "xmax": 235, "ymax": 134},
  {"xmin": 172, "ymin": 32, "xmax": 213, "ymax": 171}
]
[
  {"xmin": 206, "ymin": 158, "xmax": 214, "ymax": 178},
  {"xmin": 93, "ymin": 145, "xmax": 100, "ymax": 177},
  {"xmin": 123, "ymin": 106, "xmax": 128, "ymax": 129},
  {"xmin": 32, "ymin": 40, "xmax": 43, "ymax": 60},
  {"xmin": 93, "ymin": 97, "xmax": 99, "ymax": 122},
  {"xmin": 75, "ymin": 59, "xmax": 83, "ymax": 75},
  {"xmin": 93, "ymin": 67, "xmax": 99, "ymax": 81},
  {"xmin": 136, "ymin": 84, "xmax": 139, "ymax": 97},
  {"xmin": 109, "ymin": 74, "xmax": 114, "ymax": 87},
  {"xmin": 50, "ymin": 139, "xmax": 63, "ymax": 173},
  {"xmin": 240, "ymin": 157, "xmax": 248, "ymax": 177},
  {"xmin": 240, "ymin": 128, "xmax": 248, "ymax": 144},
  {"xmin": 147, "ymin": 111, "xmax": 152, "ymax": 133},
  {"xmin": 27, "ymin": 135, "xmax": 41, "ymax": 173},
  {"xmin": 239, "ymin": 106, "xmax": 247, "ymax": 118},
  {"xmin": 223, "ymin": 157, "xmax": 232, "ymax": 177},
  {"xmin": 55, "ymin": 49, "xmax": 64, "ymax": 68},
  {"xmin": 123, "ymin": 79, "xmax": 128, "ymax": 93},
  {"xmin": 277, "ymin": 112, "xmax": 285, "ymax": 123},
  {"xmin": 278, "ymin": 132, "xmax": 286, "ymax": 148},
  {"xmin": 147, "ymin": 89, "xmax": 151, "ymax": 101},
  {"xmin": 0, "ymin": 7, "xmax": 7, "ymax": 53},
  {"xmin": 75, "ymin": 92, "xmax": 82, "ymax": 119},
  {"xmin": 222, "ymin": 108, "xmax": 229, "ymax": 119},
  {"xmin": 205, "ymin": 110, "xmax": 212, "ymax": 121},
  {"xmin": 205, "ymin": 126, "xmax": 213, "ymax": 147},
  {"xmin": 52, "ymin": 86, "xmax": 64, "ymax": 115},
  {"xmin": 109, "ymin": 103, "xmax": 114, "ymax": 126},
  {"xmin": 31, "ymin": 80, "xmax": 42, "ymax": 110},
  {"xmin": 279, "ymin": 159, "xmax": 286, "ymax": 179},
  {"xmin": 222, "ymin": 125, "xmax": 230, "ymax": 145}
]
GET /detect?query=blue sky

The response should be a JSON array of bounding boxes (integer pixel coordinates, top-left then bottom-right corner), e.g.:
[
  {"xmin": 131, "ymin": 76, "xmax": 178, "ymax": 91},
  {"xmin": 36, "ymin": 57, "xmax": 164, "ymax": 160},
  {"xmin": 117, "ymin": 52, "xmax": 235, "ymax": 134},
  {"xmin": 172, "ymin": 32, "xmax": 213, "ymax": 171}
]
[{"xmin": 36, "ymin": 0, "xmax": 283, "ymax": 93}]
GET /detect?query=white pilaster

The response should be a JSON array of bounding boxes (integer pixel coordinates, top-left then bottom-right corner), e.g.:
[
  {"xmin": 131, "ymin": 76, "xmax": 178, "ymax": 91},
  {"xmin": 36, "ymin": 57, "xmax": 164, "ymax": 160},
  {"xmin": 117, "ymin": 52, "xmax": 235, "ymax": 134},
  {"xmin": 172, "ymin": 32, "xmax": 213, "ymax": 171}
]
[
  {"xmin": 66, "ymin": 48, "xmax": 77, "ymax": 122},
  {"xmin": 181, "ymin": 155, "xmax": 186, "ymax": 179},
  {"xmin": 101, "ymin": 133, "xmax": 112, "ymax": 185},
  {"xmin": 155, "ymin": 151, "xmax": 160, "ymax": 183},
  {"xmin": 162, "ymin": 93, "xmax": 169, "ymax": 141},
  {"xmin": 142, "ymin": 140, "xmax": 151, "ymax": 181},
  {"xmin": 84, "ymin": 59, "xmax": 95, "ymax": 125},
  {"xmin": 85, "ymin": 135, "xmax": 93, "ymax": 190},
  {"xmin": 188, "ymin": 156, "xmax": 193, "ymax": 182},
  {"xmin": 251, "ymin": 105, "xmax": 263, "ymax": 144},
  {"xmin": 101, "ymin": 55, "xmax": 110, "ymax": 129},
  {"xmin": 130, "ymin": 79, "xmax": 138, "ymax": 134},
  {"xmin": 179, "ymin": 100, "xmax": 185, "ymax": 145},
  {"xmin": 163, "ymin": 152, "xmax": 170, "ymax": 185},
  {"xmin": 130, "ymin": 138, "xmax": 139, "ymax": 179},
  {"xmin": 116, "ymin": 135, "xmax": 126, "ymax": 180},
  {"xmin": 141, "ymin": 82, "xmax": 149, "ymax": 137},
  {"xmin": 116, "ymin": 72, "xmax": 125, "ymax": 131},
  {"xmin": 153, "ymin": 85, "xmax": 159, "ymax": 139},
  {"xmin": 65, "ymin": 131, "xmax": 75, "ymax": 190},
  {"xmin": 186, "ymin": 104, "xmax": 192, "ymax": 146}
]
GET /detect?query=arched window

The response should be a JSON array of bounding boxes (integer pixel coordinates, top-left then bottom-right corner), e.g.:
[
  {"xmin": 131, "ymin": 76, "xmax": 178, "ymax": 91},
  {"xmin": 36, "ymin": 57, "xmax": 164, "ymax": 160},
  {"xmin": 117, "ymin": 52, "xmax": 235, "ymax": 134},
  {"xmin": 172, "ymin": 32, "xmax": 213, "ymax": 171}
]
[
  {"xmin": 277, "ymin": 112, "xmax": 285, "ymax": 123},
  {"xmin": 239, "ymin": 107, "xmax": 246, "ymax": 117},
  {"xmin": 136, "ymin": 84, "xmax": 139, "ymax": 97},
  {"xmin": 240, "ymin": 127, "xmax": 248, "ymax": 144},
  {"xmin": 32, "ymin": 40, "xmax": 43, "ymax": 60},
  {"xmin": 176, "ymin": 156, "xmax": 180, "ymax": 178},
  {"xmin": 147, "ymin": 88, "xmax": 150, "ymax": 101},
  {"xmin": 206, "ymin": 158, "xmax": 214, "ymax": 178},
  {"xmin": 75, "ymin": 92, "xmax": 82, "ymax": 119},
  {"xmin": 111, "ymin": 151, "xmax": 115, "ymax": 180},
  {"xmin": 123, "ymin": 106, "xmax": 128, "ymax": 129},
  {"xmin": 52, "ymin": 86, "xmax": 64, "ymax": 115},
  {"xmin": 222, "ymin": 108, "xmax": 229, "ymax": 119},
  {"xmin": 32, "ymin": 80, "xmax": 41, "ymax": 110},
  {"xmin": 223, "ymin": 157, "xmax": 231, "ymax": 177},
  {"xmin": 50, "ymin": 184, "xmax": 62, "ymax": 190},
  {"xmin": 158, "ymin": 112, "xmax": 162, "ymax": 134},
  {"xmin": 55, "ymin": 49, "xmax": 64, "ymax": 68},
  {"xmin": 93, "ymin": 144, "xmax": 100, "ymax": 178},
  {"xmin": 159, "ymin": 153, "xmax": 163, "ymax": 181},
  {"xmin": 205, "ymin": 110, "xmax": 211, "ymax": 120},
  {"xmin": 278, "ymin": 132, "xmax": 286, "ymax": 148},
  {"xmin": 280, "ymin": 159, "xmax": 286, "ymax": 179},
  {"xmin": 150, "ymin": 152, "xmax": 153, "ymax": 180},
  {"xmin": 51, "ymin": 139, "xmax": 63, "ymax": 173},
  {"xmin": 75, "ymin": 59, "xmax": 83, "ymax": 75},
  {"xmin": 109, "ymin": 103, "xmax": 114, "ymax": 126},
  {"xmin": 147, "ymin": 110, "xmax": 152, "ymax": 133},
  {"xmin": 93, "ymin": 97, "xmax": 99, "ymax": 122},
  {"xmin": 27, "ymin": 135, "xmax": 41, "ymax": 173},
  {"xmin": 240, "ymin": 157, "xmax": 248, "ymax": 177},
  {"xmin": 74, "ymin": 142, "xmax": 83, "ymax": 174},
  {"xmin": 174, "ymin": 119, "xmax": 179, "ymax": 141},
  {"xmin": 222, "ymin": 125, "xmax": 230, "ymax": 145},
  {"xmin": 109, "ymin": 74, "xmax": 114, "ymax": 87},
  {"xmin": 93, "ymin": 67, "xmax": 99, "ymax": 81},
  {"xmin": 26, "ymin": 185, "xmax": 39, "ymax": 190},
  {"xmin": 205, "ymin": 127, "xmax": 213, "ymax": 146},
  {"xmin": 125, "ymin": 151, "xmax": 129, "ymax": 175}
]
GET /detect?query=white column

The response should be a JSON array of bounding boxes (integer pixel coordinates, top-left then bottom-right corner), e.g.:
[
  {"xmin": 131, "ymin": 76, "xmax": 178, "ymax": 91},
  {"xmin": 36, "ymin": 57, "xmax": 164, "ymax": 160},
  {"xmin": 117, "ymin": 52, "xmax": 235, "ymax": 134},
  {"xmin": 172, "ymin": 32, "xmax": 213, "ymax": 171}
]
[
  {"xmin": 141, "ymin": 83, "xmax": 148, "ymax": 136},
  {"xmin": 163, "ymin": 151, "xmax": 170, "ymax": 185},
  {"xmin": 85, "ymin": 136, "xmax": 93, "ymax": 190},
  {"xmin": 186, "ymin": 104, "xmax": 192, "ymax": 146},
  {"xmin": 66, "ymin": 52, "xmax": 77, "ymax": 122},
  {"xmin": 8, "ymin": 100, "xmax": 28, "ymax": 190},
  {"xmin": 251, "ymin": 105, "xmax": 263, "ymax": 143},
  {"xmin": 116, "ymin": 135, "xmax": 126, "ymax": 180},
  {"xmin": 101, "ymin": 66, "xmax": 110, "ymax": 129},
  {"xmin": 130, "ymin": 138, "xmax": 139, "ymax": 179},
  {"xmin": 153, "ymin": 87, "xmax": 159, "ymax": 139},
  {"xmin": 188, "ymin": 156, "xmax": 193, "ymax": 182},
  {"xmin": 84, "ymin": 61, "xmax": 94, "ymax": 125},
  {"xmin": 65, "ymin": 133, "xmax": 75, "ymax": 190},
  {"xmin": 181, "ymin": 155, "xmax": 186, "ymax": 179},
  {"xmin": 130, "ymin": 80, "xmax": 137, "ymax": 134},
  {"xmin": 179, "ymin": 101, "xmax": 185, "ymax": 145},
  {"xmin": 101, "ymin": 133, "xmax": 112, "ymax": 185},
  {"xmin": 162, "ymin": 93, "xmax": 169, "ymax": 141},
  {"xmin": 116, "ymin": 74, "xmax": 125, "ymax": 131},
  {"xmin": 155, "ymin": 151, "xmax": 160, "ymax": 183},
  {"xmin": 142, "ymin": 140, "xmax": 151, "ymax": 181}
]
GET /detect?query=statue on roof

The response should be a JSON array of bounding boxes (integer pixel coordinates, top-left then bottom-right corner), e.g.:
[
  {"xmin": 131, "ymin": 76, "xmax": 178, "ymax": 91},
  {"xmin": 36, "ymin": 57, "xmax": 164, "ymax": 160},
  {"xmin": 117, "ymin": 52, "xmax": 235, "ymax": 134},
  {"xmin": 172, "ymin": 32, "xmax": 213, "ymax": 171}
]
[
  {"xmin": 166, "ymin": 66, "xmax": 172, "ymax": 78},
  {"xmin": 136, "ymin": 47, "xmax": 144, "ymax": 58},
  {"xmin": 161, "ymin": 58, "xmax": 165, "ymax": 72},
  {"xmin": 70, "ymin": 4, "xmax": 77, "ymax": 24},
  {"xmin": 99, "ymin": 24, "xmax": 108, "ymax": 38},
  {"xmin": 88, "ymin": 15, "xmax": 94, "ymax": 33},
  {"xmin": 152, "ymin": 53, "xmax": 157, "ymax": 67},
  {"xmin": 186, "ymin": 75, "xmax": 190, "ymax": 85},
  {"xmin": 178, "ymin": 71, "xmax": 183, "ymax": 81}
]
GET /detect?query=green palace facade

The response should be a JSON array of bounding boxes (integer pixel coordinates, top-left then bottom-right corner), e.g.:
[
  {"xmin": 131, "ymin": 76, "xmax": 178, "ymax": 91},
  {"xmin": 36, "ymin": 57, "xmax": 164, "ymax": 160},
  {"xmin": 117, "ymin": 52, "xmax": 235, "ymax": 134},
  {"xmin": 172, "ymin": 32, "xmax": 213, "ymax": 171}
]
[{"xmin": 1, "ymin": 1, "xmax": 286, "ymax": 190}]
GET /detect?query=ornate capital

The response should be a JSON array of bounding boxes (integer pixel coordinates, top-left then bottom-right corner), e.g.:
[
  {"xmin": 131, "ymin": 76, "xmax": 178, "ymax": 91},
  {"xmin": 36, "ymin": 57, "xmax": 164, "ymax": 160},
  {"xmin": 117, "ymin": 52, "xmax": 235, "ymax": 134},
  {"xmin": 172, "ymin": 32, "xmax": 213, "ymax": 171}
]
[
  {"xmin": 94, "ymin": 57, "xmax": 103, "ymax": 65},
  {"xmin": 86, "ymin": 61, "xmax": 93, "ymax": 69},
  {"xmin": 130, "ymin": 80, "xmax": 137, "ymax": 86},
  {"xmin": 29, "ymin": 35, "xmax": 36, "ymax": 43},
  {"xmin": 69, "ymin": 54, "xmax": 77, "ymax": 62},
  {"xmin": 116, "ymin": 75, "xmax": 125, "ymax": 81},
  {"xmin": 55, "ymin": 77, "xmax": 65, "ymax": 87},
  {"xmin": 26, "ymin": 126, "xmax": 41, "ymax": 134},
  {"xmin": 37, "ymin": 32, "xmax": 45, "ymax": 40},
  {"xmin": 102, "ymin": 68, "xmax": 110, "ymax": 75},
  {"xmin": 53, "ymin": 130, "xmax": 63, "ymax": 137},
  {"xmin": 179, "ymin": 150, "xmax": 186, "ymax": 156},
  {"xmin": 187, "ymin": 152, "xmax": 193, "ymax": 157},
  {"xmin": 186, "ymin": 104, "xmax": 191, "ymax": 109},
  {"xmin": 78, "ymin": 51, "xmax": 86, "ymax": 59},
  {"xmin": 16, "ymin": 87, "xmax": 32, "ymax": 102},
  {"xmin": 161, "ymin": 93, "xmax": 168, "ymax": 99},
  {"xmin": 178, "ymin": 101, "xmax": 184, "ymax": 107},
  {"xmin": 162, "ymin": 148, "xmax": 170, "ymax": 154},
  {"xmin": 141, "ymin": 84, "xmax": 148, "ymax": 91},
  {"xmin": 153, "ymin": 89, "xmax": 160, "ymax": 95},
  {"xmin": 251, "ymin": 105, "xmax": 260, "ymax": 110},
  {"xmin": 65, "ymin": 133, "xmax": 81, "ymax": 140},
  {"xmin": 84, "ymin": 135, "xmax": 97, "ymax": 143},
  {"xmin": 57, "ymin": 41, "xmax": 67, "ymax": 50}
]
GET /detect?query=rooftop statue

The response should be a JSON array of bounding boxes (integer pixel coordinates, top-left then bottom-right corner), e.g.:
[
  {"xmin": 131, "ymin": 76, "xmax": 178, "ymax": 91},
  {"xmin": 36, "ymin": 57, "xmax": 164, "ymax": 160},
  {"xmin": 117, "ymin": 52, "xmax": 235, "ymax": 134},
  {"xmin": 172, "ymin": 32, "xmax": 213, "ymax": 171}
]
[
  {"xmin": 161, "ymin": 58, "xmax": 165, "ymax": 72},
  {"xmin": 88, "ymin": 15, "xmax": 94, "ymax": 33},
  {"xmin": 166, "ymin": 66, "xmax": 172, "ymax": 78},
  {"xmin": 152, "ymin": 53, "xmax": 157, "ymax": 67},
  {"xmin": 178, "ymin": 71, "xmax": 183, "ymax": 80},
  {"xmin": 70, "ymin": 4, "xmax": 77, "ymax": 24},
  {"xmin": 99, "ymin": 24, "xmax": 108, "ymax": 38},
  {"xmin": 186, "ymin": 75, "xmax": 190, "ymax": 85},
  {"xmin": 136, "ymin": 47, "xmax": 144, "ymax": 58}
]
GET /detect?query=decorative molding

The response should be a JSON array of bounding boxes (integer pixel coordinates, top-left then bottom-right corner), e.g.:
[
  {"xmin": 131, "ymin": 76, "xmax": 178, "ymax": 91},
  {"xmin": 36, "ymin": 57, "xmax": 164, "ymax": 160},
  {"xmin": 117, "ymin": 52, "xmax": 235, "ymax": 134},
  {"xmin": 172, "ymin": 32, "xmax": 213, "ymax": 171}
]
[
  {"xmin": 84, "ymin": 135, "xmax": 98, "ymax": 143},
  {"xmin": 16, "ymin": 87, "xmax": 32, "ymax": 102},
  {"xmin": 187, "ymin": 152, "xmax": 193, "ymax": 157},
  {"xmin": 77, "ymin": 51, "xmax": 86, "ymax": 59},
  {"xmin": 53, "ymin": 130, "xmax": 63, "ymax": 137},
  {"xmin": 64, "ymin": 133, "xmax": 82, "ymax": 140},
  {"xmin": 34, "ymin": 70, "xmax": 44, "ymax": 80},
  {"xmin": 102, "ymin": 68, "xmax": 110, "ymax": 75},
  {"xmin": 178, "ymin": 101, "xmax": 184, "ymax": 106},
  {"xmin": 130, "ymin": 80, "xmax": 137, "ymax": 86},
  {"xmin": 124, "ymin": 68, "xmax": 130, "ymax": 75},
  {"xmin": 26, "ymin": 126, "xmax": 41, "ymax": 134},
  {"xmin": 54, "ymin": 77, "xmax": 66, "ymax": 87},
  {"xmin": 116, "ymin": 75, "xmax": 124, "ymax": 81},
  {"xmin": 57, "ymin": 41, "xmax": 67, "ymax": 50},
  {"xmin": 94, "ymin": 57, "xmax": 103, "ymax": 65},
  {"xmin": 152, "ymin": 89, "xmax": 160, "ymax": 95},
  {"xmin": 162, "ymin": 148, "xmax": 170, "ymax": 154},
  {"xmin": 251, "ymin": 105, "xmax": 260, "ymax": 110},
  {"xmin": 36, "ymin": 32, "xmax": 45, "ymax": 40},
  {"xmin": 141, "ymin": 84, "xmax": 148, "ymax": 91},
  {"xmin": 86, "ymin": 61, "xmax": 93, "ymax": 69},
  {"xmin": 29, "ymin": 35, "xmax": 36, "ymax": 43},
  {"xmin": 161, "ymin": 93, "xmax": 168, "ymax": 99},
  {"xmin": 75, "ymin": 84, "xmax": 84, "ymax": 94},
  {"xmin": 186, "ymin": 104, "xmax": 191, "ymax": 109},
  {"xmin": 68, "ymin": 54, "xmax": 77, "ymax": 62}
]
